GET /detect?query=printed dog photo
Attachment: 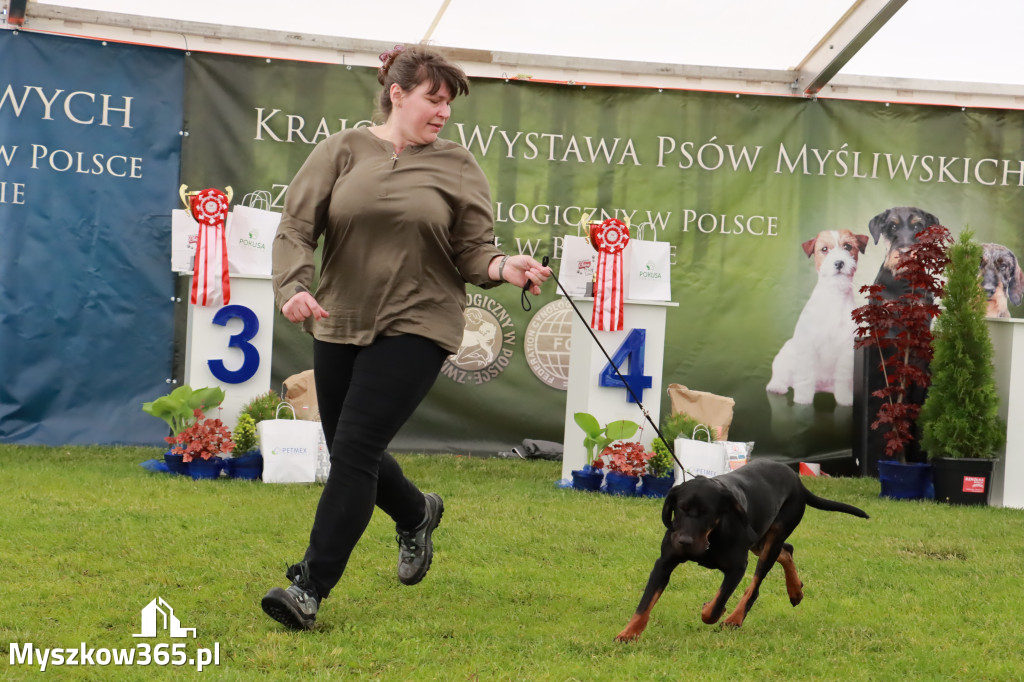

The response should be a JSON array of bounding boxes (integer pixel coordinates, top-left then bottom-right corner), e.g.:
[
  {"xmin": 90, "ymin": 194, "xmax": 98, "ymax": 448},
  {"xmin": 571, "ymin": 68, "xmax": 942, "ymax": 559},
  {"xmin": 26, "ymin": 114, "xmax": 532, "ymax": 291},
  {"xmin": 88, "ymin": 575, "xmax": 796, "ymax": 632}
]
[
  {"xmin": 867, "ymin": 206, "xmax": 940, "ymax": 301},
  {"xmin": 980, "ymin": 242, "xmax": 1024, "ymax": 318},
  {"xmin": 766, "ymin": 229, "xmax": 869, "ymax": 406}
]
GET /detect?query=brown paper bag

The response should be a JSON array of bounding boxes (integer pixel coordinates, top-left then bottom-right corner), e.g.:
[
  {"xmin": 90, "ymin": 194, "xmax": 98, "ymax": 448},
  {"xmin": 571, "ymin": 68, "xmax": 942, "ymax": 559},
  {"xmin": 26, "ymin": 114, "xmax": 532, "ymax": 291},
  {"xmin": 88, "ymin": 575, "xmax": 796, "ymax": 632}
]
[
  {"xmin": 667, "ymin": 383, "xmax": 735, "ymax": 439},
  {"xmin": 282, "ymin": 369, "xmax": 319, "ymax": 420}
]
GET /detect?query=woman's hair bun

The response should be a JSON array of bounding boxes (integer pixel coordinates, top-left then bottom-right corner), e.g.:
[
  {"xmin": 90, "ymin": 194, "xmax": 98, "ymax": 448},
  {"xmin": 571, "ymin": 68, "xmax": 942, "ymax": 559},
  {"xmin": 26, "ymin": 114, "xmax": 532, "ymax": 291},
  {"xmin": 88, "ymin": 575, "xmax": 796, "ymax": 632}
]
[{"xmin": 377, "ymin": 45, "xmax": 405, "ymax": 85}]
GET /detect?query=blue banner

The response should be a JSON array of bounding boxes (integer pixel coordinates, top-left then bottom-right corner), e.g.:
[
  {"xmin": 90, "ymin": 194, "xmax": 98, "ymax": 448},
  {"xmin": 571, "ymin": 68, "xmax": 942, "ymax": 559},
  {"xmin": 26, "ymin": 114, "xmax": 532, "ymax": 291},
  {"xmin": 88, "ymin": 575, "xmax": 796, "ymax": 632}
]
[{"xmin": 0, "ymin": 31, "xmax": 184, "ymax": 445}]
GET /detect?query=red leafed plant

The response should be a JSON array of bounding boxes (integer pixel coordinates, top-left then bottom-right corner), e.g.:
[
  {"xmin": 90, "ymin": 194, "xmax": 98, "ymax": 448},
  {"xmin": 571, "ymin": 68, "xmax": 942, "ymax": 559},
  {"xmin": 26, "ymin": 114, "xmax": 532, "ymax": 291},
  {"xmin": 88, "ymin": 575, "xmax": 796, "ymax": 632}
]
[
  {"xmin": 593, "ymin": 440, "xmax": 651, "ymax": 477},
  {"xmin": 166, "ymin": 409, "xmax": 235, "ymax": 463},
  {"xmin": 851, "ymin": 223, "xmax": 951, "ymax": 463}
]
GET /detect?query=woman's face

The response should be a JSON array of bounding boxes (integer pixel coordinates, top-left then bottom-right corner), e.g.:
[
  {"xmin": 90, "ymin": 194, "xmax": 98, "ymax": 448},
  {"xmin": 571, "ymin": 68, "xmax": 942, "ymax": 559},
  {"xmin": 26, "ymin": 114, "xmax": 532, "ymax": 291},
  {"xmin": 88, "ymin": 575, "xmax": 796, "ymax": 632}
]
[{"xmin": 391, "ymin": 80, "xmax": 453, "ymax": 146}]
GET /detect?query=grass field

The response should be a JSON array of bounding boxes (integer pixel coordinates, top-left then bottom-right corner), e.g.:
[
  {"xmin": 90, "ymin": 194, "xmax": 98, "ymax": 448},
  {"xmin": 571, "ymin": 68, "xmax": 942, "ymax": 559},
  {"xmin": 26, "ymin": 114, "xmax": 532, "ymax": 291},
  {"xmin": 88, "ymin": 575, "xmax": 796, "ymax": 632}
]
[{"xmin": 3, "ymin": 445, "xmax": 1024, "ymax": 681}]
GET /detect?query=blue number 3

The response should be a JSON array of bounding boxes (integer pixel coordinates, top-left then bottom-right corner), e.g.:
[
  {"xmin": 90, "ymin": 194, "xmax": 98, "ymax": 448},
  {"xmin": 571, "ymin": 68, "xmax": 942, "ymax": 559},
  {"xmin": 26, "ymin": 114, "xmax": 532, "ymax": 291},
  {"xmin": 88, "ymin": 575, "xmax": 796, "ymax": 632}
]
[
  {"xmin": 208, "ymin": 304, "xmax": 260, "ymax": 384},
  {"xmin": 599, "ymin": 328, "xmax": 653, "ymax": 403}
]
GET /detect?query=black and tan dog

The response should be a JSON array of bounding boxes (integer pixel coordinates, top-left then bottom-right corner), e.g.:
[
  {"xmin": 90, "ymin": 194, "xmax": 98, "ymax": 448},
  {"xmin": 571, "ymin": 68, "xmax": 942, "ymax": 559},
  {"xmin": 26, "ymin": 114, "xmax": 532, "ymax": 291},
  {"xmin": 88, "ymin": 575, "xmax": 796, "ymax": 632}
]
[
  {"xmin": 868, "ymin": 206, "xmax": 940, "ymax": 299},
  {"xmin": 981, "ymin": 242, "xmax": 1024, "ymax": 318},
  {"xmin": 616, "ymin": 460, "xmax": 868, "ymax": 640}
]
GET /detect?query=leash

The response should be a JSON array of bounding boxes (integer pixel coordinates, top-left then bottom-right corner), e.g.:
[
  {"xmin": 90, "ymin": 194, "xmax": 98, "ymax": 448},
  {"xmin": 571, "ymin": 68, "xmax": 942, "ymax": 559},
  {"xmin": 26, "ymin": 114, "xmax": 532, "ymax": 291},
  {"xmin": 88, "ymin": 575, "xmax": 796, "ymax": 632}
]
[{"xmin": 524, "ymin": 256, "xmax": 696, "ymax": 478}]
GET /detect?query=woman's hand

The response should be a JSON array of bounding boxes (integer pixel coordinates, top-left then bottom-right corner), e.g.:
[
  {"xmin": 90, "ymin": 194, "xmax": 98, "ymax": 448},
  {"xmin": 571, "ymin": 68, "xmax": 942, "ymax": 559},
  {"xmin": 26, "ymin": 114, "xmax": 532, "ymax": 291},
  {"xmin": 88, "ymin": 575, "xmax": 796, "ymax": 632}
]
[
  {"xmin": 491, "ymin": 254, "xmax": 552, "ymax": 295},
  {"xmin": 282, "ymin": 291, "xmax": 329, "ymax": 323}
]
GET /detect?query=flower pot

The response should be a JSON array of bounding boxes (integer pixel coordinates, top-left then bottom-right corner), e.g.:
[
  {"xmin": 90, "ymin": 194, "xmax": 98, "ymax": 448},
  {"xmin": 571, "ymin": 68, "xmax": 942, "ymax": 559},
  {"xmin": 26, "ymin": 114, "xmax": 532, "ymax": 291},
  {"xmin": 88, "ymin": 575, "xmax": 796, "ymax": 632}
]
[
  {"xmin": 225, "ymin": 450, "xmax": 263, "ymax": 480},
  {"xmin": 877, "ymin": 460, "xmax": 932, "ymax": 500},
  {"xmin": 187, "ymin": 456, "xmax": 225, "ymax": 480},
  {"xmin": 931, "ymin": 457, "xmax": 994, "ymax": 506},
  {"xmin": 571, "ymin": 467, "xmax": 604, "ymax": 492},
  {"xmin": 163, "ymin": 451, "xmax": 188, "ymax": 476},
  {"xmin": 604, "ymin": 471, "xmax": 640, "ymax": 497},
  {"xmin": 640, "ymin": 474, "xmax": 674, "ymax": 498}
]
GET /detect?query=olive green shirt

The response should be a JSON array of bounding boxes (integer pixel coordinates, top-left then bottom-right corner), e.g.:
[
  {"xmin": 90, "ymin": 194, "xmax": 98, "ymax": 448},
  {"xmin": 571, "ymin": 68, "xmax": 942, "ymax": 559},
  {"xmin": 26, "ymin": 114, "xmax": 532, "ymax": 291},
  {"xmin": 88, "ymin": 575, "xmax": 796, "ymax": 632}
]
[{"xmin": 272, "ymin": 126, "xmax": 503, "ymax": 354}]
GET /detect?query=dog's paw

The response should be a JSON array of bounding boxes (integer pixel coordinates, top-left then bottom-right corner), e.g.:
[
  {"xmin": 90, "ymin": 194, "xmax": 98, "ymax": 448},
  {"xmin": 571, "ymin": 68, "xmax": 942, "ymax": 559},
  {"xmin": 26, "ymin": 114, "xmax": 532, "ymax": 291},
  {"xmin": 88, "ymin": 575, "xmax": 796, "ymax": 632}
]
[
  {"xmin": 700, "ymin": 602, "xmax": 721, "ymax": 624},
  {"xmin": 615, "ymin": 630, "xmax": 640, "ymax": 643}
]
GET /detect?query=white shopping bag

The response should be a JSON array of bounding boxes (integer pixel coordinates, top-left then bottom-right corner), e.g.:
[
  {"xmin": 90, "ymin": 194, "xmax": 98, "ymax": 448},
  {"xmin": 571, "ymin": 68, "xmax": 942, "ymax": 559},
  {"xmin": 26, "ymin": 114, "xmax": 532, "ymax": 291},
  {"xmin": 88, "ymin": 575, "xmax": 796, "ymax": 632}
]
[
  {"xmin": 171, "ymin": 209, "xmax": 199, "ymax": 273},
  {"xmin": 625, "ymin": 239, "xmax": 671, "ymax": 301},
  {"xmin": 226, "ymin": 191, "xmax": 281, "ymax": 276},
  {"xmin": 557, "ymin": 235, "xmax": 597, "ymax": 297},
  {"xmin": 314, "ymin": 427, "xmax": 331, "ymax": 484},
  {"xmin": 258, "ymin": 404, "xmax": 321, "ymax": 483},
  {"xmin": 674, "ymin": 425, "xmax": 728, "ymax": 484}
]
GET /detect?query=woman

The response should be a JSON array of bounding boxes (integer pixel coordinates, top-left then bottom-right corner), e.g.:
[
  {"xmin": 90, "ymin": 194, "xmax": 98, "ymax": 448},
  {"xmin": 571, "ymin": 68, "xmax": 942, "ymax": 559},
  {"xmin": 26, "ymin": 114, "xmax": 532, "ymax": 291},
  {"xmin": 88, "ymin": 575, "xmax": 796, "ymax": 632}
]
[{"xmin": 261, "ymin": 45, "xmax": 550, "ymax": 630}]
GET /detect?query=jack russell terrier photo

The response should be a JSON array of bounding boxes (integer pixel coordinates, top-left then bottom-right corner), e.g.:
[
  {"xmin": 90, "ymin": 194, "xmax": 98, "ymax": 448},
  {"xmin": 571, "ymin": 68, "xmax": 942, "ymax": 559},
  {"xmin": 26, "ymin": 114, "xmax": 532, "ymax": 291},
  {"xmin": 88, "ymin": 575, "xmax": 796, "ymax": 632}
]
[{"xmin": 766, "ymin": 229, "xmax": 869, "ymax": 406}]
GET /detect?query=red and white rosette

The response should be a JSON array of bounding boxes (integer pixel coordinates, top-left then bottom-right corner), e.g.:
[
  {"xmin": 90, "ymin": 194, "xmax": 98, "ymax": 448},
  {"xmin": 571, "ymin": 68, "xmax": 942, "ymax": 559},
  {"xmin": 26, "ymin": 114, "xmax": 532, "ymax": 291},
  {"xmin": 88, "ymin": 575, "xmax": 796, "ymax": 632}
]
[
  {"xmin": 589, "ymin": 218, "xmax": 630, "ymax": 331},
  {"xmin": 189, "ymin": 188, "xmax": 231, "ymax": 307}
]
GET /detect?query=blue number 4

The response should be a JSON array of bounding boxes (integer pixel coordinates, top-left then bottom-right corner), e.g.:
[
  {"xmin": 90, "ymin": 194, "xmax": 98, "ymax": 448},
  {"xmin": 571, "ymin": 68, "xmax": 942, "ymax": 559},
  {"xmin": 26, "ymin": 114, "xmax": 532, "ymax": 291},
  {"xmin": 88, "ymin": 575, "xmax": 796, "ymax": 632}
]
[{"xmin": 599, "ymin": 328, "xmax": 652, "ymax": 403}]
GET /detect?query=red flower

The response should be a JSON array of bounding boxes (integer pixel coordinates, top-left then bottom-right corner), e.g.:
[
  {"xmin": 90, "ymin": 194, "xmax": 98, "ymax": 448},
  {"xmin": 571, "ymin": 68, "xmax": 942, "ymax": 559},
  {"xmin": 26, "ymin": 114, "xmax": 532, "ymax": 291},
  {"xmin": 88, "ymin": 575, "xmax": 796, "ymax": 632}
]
[
  {"xmin": 597, "ymin": 441, "xmax": 651, "ymax": 477},
  {"xmin": 165, "ymin": 409, "xmax": 235, "ymax": 463}
]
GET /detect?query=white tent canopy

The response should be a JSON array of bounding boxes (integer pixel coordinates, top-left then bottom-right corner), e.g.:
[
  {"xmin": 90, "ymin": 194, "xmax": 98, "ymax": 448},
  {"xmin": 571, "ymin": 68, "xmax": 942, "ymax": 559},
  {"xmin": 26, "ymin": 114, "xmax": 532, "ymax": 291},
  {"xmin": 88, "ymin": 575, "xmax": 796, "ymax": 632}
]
[{"xmin": 8, "ymin": 0, "xmax": 1024, "ymax": 108}]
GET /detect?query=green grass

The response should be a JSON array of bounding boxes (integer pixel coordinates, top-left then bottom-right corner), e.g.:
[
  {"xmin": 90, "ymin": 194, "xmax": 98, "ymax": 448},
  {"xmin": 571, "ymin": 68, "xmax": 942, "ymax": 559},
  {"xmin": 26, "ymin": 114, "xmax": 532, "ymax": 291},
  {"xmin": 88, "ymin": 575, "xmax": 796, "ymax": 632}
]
[{"xmin": 3, "ymin": 445, "xmax": 1024, "ymax": 680}]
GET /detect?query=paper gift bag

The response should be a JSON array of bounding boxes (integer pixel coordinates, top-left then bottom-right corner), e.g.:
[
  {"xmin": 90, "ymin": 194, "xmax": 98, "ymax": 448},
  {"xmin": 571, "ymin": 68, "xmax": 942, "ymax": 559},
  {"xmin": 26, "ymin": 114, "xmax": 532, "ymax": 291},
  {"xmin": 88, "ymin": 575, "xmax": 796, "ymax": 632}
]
[
  {"xmin": 226, "ymin": 191, "xmax": 281, "ymax": 276},
  {"xmin": 625, "ymin": 239, "xmax": 671, "ymax": 301},
  {"xmin": 258, "ymin": 404, "xmax": 321, "ymax": 483},
  {"xmin": 667, "ymin": 383, "xmax": 735, "ymax": 439},
  {"xmin": 674, "ymin": 426, "xmax": 728, "ymax": 484},
  {"xmin": 557, "ymin": 235, "xmax": 597, "ymax": 297},
  {"xmin": 171, "ymin": 209, "xmax": 199, "ymax": 273}
]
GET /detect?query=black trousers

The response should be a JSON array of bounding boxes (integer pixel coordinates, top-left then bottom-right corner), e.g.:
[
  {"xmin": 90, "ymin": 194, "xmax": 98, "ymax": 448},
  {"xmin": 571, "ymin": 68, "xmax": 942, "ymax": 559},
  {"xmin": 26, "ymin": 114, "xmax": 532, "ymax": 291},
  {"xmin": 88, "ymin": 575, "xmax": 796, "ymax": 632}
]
[{"xmin": 303, "ymin": 334, "xmax": 448, "ymax": 598}]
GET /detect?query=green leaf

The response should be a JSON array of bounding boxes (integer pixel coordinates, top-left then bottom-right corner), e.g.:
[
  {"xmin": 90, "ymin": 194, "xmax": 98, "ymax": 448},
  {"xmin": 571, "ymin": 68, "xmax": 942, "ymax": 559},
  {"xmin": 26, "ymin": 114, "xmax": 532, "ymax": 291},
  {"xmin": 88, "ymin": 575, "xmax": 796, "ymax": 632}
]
[
  {"xmin": 573, "ymin": 412, "xmax": 602, "ymax": 438},
  {"xmin": 604, "ymin": 420, "xmax": 639, "ymax": 440}
]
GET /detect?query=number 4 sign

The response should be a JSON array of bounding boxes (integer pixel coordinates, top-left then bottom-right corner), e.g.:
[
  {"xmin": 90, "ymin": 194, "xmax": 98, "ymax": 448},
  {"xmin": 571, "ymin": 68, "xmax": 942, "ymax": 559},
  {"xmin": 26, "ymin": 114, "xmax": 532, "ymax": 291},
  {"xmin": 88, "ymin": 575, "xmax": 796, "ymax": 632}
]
[{"xmin": 598, "ymin": 328, "xmax": 653, "ymax": 403}]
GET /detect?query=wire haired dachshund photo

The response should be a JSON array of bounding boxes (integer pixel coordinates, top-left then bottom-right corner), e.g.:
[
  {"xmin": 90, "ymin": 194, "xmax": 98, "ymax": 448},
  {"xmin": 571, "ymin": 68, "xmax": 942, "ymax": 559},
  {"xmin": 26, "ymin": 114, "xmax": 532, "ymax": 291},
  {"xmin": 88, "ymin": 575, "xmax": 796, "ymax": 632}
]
[
  {"xmin": 980, "ymin": 242, "xmax": 1024, "ymax": 318},
  {"xmin": 616, "ymin": 460, "xmax": 868, "ymax": 641}
]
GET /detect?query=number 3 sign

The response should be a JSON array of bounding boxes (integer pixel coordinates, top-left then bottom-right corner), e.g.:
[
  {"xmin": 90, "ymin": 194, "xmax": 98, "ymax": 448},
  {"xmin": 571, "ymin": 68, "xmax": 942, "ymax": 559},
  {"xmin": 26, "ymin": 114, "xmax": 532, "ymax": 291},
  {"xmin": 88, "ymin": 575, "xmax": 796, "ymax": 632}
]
[{"xmin": 183, "ymin": 275, "xmax": 275, "ymax": 430}]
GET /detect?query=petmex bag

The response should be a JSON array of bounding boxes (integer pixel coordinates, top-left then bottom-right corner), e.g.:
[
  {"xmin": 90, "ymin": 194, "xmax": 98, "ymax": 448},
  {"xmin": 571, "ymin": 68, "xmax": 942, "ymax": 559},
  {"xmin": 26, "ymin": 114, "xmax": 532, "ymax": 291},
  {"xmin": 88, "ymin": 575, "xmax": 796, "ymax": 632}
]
[
  {"xmin": 674, "ymin": 425, "xmax": 728, "ymax": 484},
  {"xmin": 258, "ymin": 403, "xmax": 321, "ymax": 484}
]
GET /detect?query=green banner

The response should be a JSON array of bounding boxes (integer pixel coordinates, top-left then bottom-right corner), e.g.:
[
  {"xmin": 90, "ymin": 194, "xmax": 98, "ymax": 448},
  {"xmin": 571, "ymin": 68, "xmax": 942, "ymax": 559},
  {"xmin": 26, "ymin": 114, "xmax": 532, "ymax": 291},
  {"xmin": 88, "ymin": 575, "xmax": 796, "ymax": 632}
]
[{"xmin": 181, "ymin": 52, "xmax": 1024, "ymax": 460}]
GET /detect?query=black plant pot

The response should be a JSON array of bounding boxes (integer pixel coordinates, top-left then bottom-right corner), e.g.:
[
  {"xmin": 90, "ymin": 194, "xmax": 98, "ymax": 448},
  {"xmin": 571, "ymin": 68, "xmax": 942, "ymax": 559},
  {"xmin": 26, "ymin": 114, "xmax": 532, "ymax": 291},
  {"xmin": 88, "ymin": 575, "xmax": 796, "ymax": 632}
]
[{"xmin": 931, "ymin": 457, "xmax": 994, "ymax": 506}]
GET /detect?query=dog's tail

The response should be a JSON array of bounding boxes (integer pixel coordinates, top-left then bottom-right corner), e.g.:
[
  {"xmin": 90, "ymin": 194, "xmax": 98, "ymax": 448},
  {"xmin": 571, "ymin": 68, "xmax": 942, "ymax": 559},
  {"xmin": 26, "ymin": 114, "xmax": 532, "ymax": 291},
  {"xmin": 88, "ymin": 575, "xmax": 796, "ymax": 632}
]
[{"xmin": 803, "ymin": 488, "xmax": 869, "ymax": 519}]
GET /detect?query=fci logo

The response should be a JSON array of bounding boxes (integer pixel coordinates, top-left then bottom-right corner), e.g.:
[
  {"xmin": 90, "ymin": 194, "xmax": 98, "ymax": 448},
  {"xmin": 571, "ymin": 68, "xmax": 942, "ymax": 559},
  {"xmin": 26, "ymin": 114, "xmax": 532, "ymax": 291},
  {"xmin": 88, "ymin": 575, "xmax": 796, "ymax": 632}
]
[{"xmin": 133, "ymin": 597, "xmax": 196, "ymax": 638}]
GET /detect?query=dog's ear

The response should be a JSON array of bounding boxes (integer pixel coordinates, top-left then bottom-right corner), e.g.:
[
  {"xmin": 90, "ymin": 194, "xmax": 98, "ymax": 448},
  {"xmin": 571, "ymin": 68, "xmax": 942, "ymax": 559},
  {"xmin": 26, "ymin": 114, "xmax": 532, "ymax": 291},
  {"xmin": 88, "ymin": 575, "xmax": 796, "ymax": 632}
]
[
  {"xmin": 868, "ymin": 209, "xmax": 890, "ymax": 243},
  {"xmin": 1009, "ymin": 251, "xmax": 1024, "ymax": 306},
  {"xmin": 855, "ymin": 233, "xmax": 869, "ymax": 254},
  {"xmin": 920, "ymin": 210, "xmax": 940, "ymax": 229},
  {"xmin": 801, "ymin": 237, "xmax": 817, "ymax": 258},
  {"xmin": 662, "ymin": 486, "xmax": 679, "ymax": 529}
]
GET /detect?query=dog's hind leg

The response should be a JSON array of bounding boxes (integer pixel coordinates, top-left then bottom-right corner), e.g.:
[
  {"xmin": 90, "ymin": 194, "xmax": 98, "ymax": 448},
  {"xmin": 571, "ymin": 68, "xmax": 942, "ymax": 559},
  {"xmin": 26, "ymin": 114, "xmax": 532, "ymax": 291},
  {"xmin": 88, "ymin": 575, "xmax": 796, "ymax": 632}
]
[
  {"xmin": 777, "ymin": 542, "xmax": 803, "ymax": 606},
  {"xmin": 723, "ymin": 526, "xmax": 788, "ymax": 628},
  {"xmin": 616, "ymin": 555, "xmax": 681, "ymax": 642}
]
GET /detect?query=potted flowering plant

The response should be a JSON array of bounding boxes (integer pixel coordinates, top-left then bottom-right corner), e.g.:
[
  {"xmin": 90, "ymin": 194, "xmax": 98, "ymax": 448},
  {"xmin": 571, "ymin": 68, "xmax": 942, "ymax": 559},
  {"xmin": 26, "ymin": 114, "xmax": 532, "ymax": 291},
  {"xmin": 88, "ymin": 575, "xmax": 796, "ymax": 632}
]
[
  {"xmin": 571, "ymin": 412, "xmax": 639, "ymax": 491},
  {"xmin": 593, "ymin": 440, "xmax": 650, "ymax": 496},
  {"xmin": 142, "ymin": 384, "xmax": 225, "ymax": 475},
  {"xmin": 166, "ymin": 409, "xmax": 235, "ymax": 480},
  {"xmin": 852, "ymin": 223, "xmax": 950, "ymax": 498}
]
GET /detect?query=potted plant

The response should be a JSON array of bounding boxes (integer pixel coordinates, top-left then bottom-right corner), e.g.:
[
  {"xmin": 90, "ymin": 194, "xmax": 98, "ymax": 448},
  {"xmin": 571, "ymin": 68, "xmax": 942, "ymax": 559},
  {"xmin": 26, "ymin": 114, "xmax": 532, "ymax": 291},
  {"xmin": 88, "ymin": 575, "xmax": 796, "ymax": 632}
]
[
  {"xmin": 240, "ymin": 390, "xmax": 294, "ymax": 423},
  {"xmin": 641, "ymin": 437, "xmax": 675, "ymax": 498},
  {"xmin": 142, "ymin": 385, "xmax": 226, "ymax": 475},
  {"xmin": 571, "ymin": 412, "xmax": 639, "ymax": 491},
  {"xmin": 593, "ymin": 440, "xmax": 650, "ymax": 496},
  {"xmin": 166, "ymin": 408, "xmax": 235, "ymax": 479},
  {"xmin": 920, "ymin": 229, "xmax": 1006, "ymax": 505},
  {"xmin": 225, "ymin": 413, "xmax": 263, "ymax": 480},
  {"xmin": 852, "ymin": 224, "xmax": 950, "ymax": 499}
]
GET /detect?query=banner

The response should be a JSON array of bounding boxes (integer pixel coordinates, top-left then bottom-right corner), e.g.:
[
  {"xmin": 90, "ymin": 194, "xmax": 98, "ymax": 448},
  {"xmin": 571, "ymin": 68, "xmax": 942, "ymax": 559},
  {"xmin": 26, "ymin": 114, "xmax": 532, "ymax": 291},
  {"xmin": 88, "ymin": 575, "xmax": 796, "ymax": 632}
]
[{"xmin": 0, "ymin": 32, "xmax": 184, "ymax": 445}]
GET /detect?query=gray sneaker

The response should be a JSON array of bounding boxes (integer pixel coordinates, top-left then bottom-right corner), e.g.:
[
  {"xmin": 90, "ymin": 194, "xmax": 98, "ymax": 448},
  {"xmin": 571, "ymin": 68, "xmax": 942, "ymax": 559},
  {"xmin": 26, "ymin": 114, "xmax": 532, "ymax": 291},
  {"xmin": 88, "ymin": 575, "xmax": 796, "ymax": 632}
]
[
  {"xmin": 261, "ymin": 562, "xmax": 319, "ymax": 630},
  {"xmin": 396, "ymin": 492, "xmax": 444, "ymax": 585}
]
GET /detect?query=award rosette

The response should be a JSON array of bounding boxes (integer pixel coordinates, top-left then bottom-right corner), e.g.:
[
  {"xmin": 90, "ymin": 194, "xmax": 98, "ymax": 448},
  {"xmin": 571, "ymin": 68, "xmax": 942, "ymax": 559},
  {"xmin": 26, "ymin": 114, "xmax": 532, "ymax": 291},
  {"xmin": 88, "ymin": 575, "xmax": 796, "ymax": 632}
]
[
  {"xmin": 589, "ymin": 218, "xmax": 630, "ymax": 331},
  {"xmin": 188, "ymin": 188, "xmax": 231, "ymax": 307}
]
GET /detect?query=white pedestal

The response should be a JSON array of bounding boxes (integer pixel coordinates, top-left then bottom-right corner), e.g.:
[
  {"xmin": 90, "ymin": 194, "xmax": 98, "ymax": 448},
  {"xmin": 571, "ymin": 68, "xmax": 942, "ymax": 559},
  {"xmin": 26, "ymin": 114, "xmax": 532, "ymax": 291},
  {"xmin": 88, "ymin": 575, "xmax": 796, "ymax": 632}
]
[
  {"xmin": 183, "ymin": 274, "xmax": 275, "ymax": 430},
  {"xmin": 986, "ymin": 318, "xmax": 1024, "ymax": 508},
  {"xmin": 560, "ymin": 298, "xmax": 678, "ymax": 482}
]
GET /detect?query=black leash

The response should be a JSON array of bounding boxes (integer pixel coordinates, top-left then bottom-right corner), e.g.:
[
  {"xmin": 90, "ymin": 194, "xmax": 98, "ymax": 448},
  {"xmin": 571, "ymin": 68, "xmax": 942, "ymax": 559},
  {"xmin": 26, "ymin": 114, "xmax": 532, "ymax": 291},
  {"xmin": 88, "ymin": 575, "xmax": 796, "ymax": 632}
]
[{"xmin": 524, "ymin": 256, "xmax": 694, "ymax": 477}]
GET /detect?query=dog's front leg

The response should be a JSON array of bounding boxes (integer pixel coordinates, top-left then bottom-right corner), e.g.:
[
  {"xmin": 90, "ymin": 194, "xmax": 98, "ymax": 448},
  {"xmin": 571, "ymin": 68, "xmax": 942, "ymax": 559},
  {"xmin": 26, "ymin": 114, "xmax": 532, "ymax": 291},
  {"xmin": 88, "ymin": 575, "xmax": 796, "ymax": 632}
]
[
  {"xmin": 701, "ymin": 564, "xmax": 745, "ymax": 625},
  {"xmin": 616, "ymin": 554, "xmax": 681, "ymax": 642}
]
